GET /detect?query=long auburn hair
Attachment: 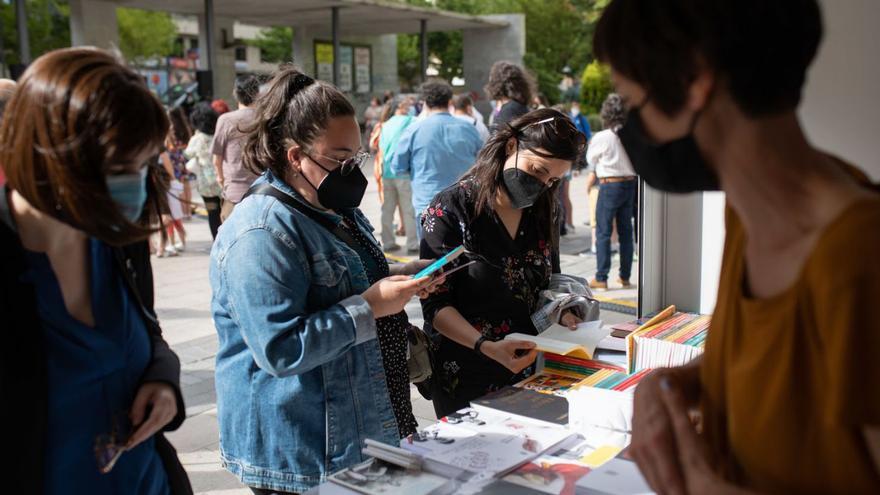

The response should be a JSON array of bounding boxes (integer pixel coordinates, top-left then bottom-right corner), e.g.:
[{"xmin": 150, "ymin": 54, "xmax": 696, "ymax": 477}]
[
  {"xmin": 1, "ymin": 47, "xmax": 169, "ymax": 246},
  {"xmin": 461, "ymin": 108, "xmax": 586, "ymax": 250}
]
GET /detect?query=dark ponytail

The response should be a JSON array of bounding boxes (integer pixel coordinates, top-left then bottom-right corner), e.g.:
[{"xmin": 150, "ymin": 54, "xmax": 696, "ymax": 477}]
[
  {"xmin": 242, "ymin": 65, "xmax": 355, "ymax": 179},
  {"xmin": 461, "ymin": 108, "xmax": 586, "ymax": 251}
]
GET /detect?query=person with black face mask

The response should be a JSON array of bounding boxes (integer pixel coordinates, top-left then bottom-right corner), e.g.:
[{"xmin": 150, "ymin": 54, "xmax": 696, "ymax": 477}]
[
  {"xmin": 419, "ymin": 109, "xmax": 587, "ymax": 417},
  {"xmin": 209, "ymin": 67, "xmax": 445, "ymax": 494},
  {"xmin": 594, "ymin": 1, "xmax": 880, "ymax": 494}
]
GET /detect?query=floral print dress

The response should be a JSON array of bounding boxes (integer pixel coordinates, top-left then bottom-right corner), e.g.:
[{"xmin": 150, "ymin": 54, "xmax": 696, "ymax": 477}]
[{"xmin": 419, "ymin": 178, "xmax": 560, "ymax": 418}]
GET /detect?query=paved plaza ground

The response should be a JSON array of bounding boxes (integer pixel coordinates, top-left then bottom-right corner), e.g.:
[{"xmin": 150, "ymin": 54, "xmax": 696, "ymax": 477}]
[{"xmin": 156, "ymin": 172, "xmax": 639, "ymax": 493}]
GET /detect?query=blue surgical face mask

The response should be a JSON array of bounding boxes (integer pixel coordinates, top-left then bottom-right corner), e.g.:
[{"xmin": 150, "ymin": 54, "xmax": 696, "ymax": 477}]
[{"xmin": 106, "ymin": 167, "xmax": 148, "ymax": 222}]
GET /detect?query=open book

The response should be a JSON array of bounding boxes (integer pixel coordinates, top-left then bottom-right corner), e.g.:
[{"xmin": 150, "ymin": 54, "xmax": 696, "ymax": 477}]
[{"xmin": 507, "ymin": 320, "xmax": 609, "ymax": 360}]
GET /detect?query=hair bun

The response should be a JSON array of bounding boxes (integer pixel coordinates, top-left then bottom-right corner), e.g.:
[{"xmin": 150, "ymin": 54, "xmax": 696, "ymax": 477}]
[{"xmin": 286, "ymin": 72, "xmax": 315, "ymax": 99}]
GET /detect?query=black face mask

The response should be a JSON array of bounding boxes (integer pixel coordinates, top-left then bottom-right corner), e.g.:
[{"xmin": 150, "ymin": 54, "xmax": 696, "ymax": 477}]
[
  {"xmin": 617, "ymin": 106, "xmax": 720, "ymax": 193},
  {"xmin": 303, "ymin": 156, "xmax": 368, "ymax": 209},
  {"xmin": 502, "ymin": 156, "xmax": 547, "ymax": 209}
]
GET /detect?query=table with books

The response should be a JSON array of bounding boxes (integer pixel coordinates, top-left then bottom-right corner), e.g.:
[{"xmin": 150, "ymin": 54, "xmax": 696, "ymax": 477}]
[{"xmin": 308, "ymin": 307, "xmax": 708, "ymax": 495}]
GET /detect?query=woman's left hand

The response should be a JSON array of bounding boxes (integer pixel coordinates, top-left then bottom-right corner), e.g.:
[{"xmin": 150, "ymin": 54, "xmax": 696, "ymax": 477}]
[
  {"xmin": 560, "ymin": 311, "xmax": 583, "ymax": 330},
  {"xmin": 126, "ymin": 382, "xmax": 178, "ymax": 450}
]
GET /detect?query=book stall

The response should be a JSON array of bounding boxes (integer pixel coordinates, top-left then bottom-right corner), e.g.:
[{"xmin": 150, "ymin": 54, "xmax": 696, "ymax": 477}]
[{"xmin": 307, "ymin": 306, "xmax": 709, "ymax": 495}]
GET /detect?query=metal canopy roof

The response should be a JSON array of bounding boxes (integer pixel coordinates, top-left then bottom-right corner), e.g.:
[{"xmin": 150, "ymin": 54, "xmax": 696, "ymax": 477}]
[{"xmin": 115, "ymin": 0, "xmax": 508, "ymax": 35}]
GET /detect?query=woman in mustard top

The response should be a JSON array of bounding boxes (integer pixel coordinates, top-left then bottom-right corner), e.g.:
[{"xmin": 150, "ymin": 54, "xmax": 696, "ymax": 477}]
[{"xmin": 594, "ymin": 1, "xmax": 880, "ymax": 494}]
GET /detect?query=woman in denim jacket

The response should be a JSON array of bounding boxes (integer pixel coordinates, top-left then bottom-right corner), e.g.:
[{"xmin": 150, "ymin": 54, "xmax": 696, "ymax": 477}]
[{"xmin": 210, "ymin": 67, "xmax": 440, "ymax": 495}]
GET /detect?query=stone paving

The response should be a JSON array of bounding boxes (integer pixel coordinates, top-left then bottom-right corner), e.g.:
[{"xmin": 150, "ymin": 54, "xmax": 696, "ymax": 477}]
[{"xmin": 156, "ymin": 172, "xmax": 638, "ymax": 493}]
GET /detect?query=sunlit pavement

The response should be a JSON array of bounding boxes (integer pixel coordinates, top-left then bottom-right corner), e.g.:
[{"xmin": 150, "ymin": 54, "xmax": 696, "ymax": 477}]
[{"xmin": 156, "ymin": 171, "xmax": 639, "ymax": 493}]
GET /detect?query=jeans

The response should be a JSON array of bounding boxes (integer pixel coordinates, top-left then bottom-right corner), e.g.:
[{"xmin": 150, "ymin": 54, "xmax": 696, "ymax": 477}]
[
  {"xmin": 203, "ymin": 196, "xmax": 221, "ymax": 239},
  {"xmin": 380, "ymin": 178, "xmax": 418, "ymax": 251},
  {"xmin": 596, "ymin": 180, "xmax": 636, "ymax": 282}
]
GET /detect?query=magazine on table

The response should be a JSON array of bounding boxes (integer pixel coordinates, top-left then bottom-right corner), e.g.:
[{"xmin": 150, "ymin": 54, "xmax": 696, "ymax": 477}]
[
  {"xmin": 400, "ymin": 409, "xmax": 575, "ymax": 479},
  {"xmin": 327, "ymin": 458, "xmax": 449, "ymax": 495}
]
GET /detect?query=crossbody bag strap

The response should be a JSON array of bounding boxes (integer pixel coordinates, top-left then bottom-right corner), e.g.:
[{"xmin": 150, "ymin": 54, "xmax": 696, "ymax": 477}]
[{"xmin": 244, "ymin": 182, "xmax": 361, "ymax": 250}]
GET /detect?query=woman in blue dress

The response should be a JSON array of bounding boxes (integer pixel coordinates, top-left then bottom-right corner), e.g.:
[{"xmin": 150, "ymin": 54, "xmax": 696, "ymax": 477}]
[{"xmin": 0, "ymin": 48, "xmax": 191, "ymax": 494}]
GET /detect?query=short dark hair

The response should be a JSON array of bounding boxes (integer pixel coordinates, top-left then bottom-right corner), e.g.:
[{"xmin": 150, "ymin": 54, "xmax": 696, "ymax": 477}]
[
  {"xmin": 242, "ymin": 65, "xmax": 355, "ymax": 179},
  {"xmin": 594, "ymin": 0, "xmax": 823, "ymax": 117},
  {"xmin": 191, "ymin": 102, "xmax": 219, "ymax": 135},
  {"xmin": 484, "ymin": 61, "xmax": 535, "ymax": 106},
  {"xmin": 234, "ymin": 74, "xmax": 261, "ymax": 106},
  {"xmin": 452, "ymin": 94, "xmax": 473, "ymax": 111},
  {"xmin": 421, "ymin": 80, "xmax": 453, "ymax": 109}
]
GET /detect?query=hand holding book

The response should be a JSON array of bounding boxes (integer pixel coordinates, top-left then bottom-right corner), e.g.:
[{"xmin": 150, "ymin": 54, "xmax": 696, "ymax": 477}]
[{"xmin": 482, "ymin": 339, "xmax": 538, "ymax": 373}]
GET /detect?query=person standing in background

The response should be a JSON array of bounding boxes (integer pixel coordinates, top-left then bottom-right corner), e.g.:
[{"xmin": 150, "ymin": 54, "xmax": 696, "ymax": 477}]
[
  {"xmin": 158, "ymin": 108, "xmax": 191, "ymax": 257},
  {"xmin": 185, "ymin": 103, "xmax": 223, "ymax": 239},
  {"xmin": 210, "ymin": 99, "xmax": 230, "ymax": 116},
  {"xmin": 363, "ymin": 96, "xmax": 383, "ymax": 143},
  {"xmin": 389, "ymin": 80, "xmax": 483, "ymax": 240},
  {"xmin": 561, "ymin": 101, "xmax": 594, "ymax": 235},
  {"xmin": 452, "ymin": 94, "xmax": 490, "ymax": 143},
  {"xmin": 377, "ymin": 97, "xmax": 418, "ymax": 253},
  {"xmin": 212, "ymin": 74, "xmax": 260, "ymax": 222},
  {"xmin": 587, "ymin": 93, "xmax": 637, "ymax": 291},
  {"xmin": 485, "ymin": 61, "xmax": 535, "ymax": 132}
]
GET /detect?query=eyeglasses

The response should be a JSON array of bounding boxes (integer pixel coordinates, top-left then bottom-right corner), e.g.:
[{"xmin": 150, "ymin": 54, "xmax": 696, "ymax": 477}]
[
  {"xmin": 305, "ymin": 150, "xmax": 370, "ymax": 176},
  {"xmin": 520, "ymin": 116, "xmax": 577, "ymax": 137}
]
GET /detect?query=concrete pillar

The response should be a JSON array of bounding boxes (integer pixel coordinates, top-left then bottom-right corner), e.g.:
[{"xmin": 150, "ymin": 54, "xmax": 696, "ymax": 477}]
[
  {"xmin": 198, "ymin": 14, "xmax": 235, "ymax": 104},
  {"xmin": 292, "ymin": 26, "xmax": 314, "ymax": 76},
  {"xmin": 462, "ymin": 13, "xmax": 525, "ymax": 120},
  {"xmin": 69, "ymin": 0, "xmax": 119, "ymax": 50},
  {"xmin": 15, "ymin": 0, "xmax": 30, "ymax": 64}
]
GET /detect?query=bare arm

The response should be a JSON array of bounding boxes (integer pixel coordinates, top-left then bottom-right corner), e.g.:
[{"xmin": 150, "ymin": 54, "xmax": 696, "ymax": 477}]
[
  {"xmin": 213, "ymin": 154, "xmax": 224, "ymax": 186},
  {"xmin": 160, "ymin": 152, "xmax": 175, "ymax": 179},
  {"xmin": 433, "ymin": 306, "xmax": 537, "ymax": 374}
]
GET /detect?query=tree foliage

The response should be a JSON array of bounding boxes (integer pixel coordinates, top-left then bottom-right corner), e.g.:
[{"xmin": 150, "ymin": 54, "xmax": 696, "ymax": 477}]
[
  {"xmin": 580, "ymin": 60, "xmax": 612, "ymax": 114},
  {"xmin": 117, "ymin": 8, "xmax": 178, "ymax": 63},
  {"xmin": 251, "ymin": 26, "xmax": 292, "ymax": 64},
  {"xmin": 0, "ymin": 0, "xmax": 70, "ymax": 66},
  {"xmin": 0, "ymin": 2, "xmax": 179, "ymax": 67},
  {"xmin": 394, "ymin": 0, "xmax": 609, "ymax": 103}
]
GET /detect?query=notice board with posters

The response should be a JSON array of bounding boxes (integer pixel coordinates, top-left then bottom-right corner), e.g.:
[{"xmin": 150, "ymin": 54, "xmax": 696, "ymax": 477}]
[{"xmin": 314, "ymin": 41, "xmax": 372, "ymax": 94}]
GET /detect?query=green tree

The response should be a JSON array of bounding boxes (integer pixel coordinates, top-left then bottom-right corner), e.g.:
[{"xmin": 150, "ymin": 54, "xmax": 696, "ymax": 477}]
[
  {"xmin": 1, "ymin": 0, "xmax": 70, "ymax": 66},
  {"xmin": 250, "ymin": 26, "xmax": 292, "ymax": 64},
  {"xmin": 117, "ymin": 8, "xmax": 177, "ymax": 63},
  {"xmin": 393, "ymin": 0, "xmax": 609, "ymax": 104},
  {"xmin": 580, "ymin": 59, "xmax": 612, "ymax": 114},
  {"xmin": 396, "ymin": 32, "xmax": 421, "ymax": 91}
]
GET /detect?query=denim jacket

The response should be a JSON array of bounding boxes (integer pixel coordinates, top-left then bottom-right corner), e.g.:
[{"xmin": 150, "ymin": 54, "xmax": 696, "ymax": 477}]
[{"xmin": 209, "ymin": 171, "xmax": 399, "ymax": 493}]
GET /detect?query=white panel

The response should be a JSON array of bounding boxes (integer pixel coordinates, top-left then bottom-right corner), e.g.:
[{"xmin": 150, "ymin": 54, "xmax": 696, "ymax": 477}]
[
  {"xmin": 699, "ymin": 192, "xmax": 726, "ymax": 314},
  {"xmin": 801, "ymin": 0, "xmax": 880, "ymax": 179}
]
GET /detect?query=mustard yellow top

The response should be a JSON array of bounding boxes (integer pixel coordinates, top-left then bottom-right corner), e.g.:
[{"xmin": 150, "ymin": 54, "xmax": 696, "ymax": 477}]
[{"xmin": 700, "ymin": 184, "xmax": 880, "ymax": 493}]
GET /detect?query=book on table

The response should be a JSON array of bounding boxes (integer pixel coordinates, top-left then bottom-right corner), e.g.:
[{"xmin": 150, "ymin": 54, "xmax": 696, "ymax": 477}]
[
  {"xmin": 625, "ymin": 307, "xmax": 711, "ymax": 374},
  {"xmin": 400, "ymin": 405, "xmax": 577, "ymax": 481},
  {"xmin": 506, "ymin": 320, "xmax": 610, "ymax": 360},
  {"xmin": 327, "ymin": 457, "xmax": 448, "ymax": 495},
  {"xmin": 508, "ymin": 354, "xmax": 654, "ymax": 432}
]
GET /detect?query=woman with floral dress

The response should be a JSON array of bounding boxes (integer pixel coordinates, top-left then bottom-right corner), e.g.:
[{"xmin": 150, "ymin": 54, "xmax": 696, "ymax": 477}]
[{"xmin": 420, "ymin": 108, "xmax": 588, "ymax": 417}]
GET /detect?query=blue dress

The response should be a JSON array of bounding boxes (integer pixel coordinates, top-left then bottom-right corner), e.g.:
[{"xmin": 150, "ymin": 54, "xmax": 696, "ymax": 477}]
[{"xmin": 23, "ymin": 239, "xmax": 170, "ymax": 495}]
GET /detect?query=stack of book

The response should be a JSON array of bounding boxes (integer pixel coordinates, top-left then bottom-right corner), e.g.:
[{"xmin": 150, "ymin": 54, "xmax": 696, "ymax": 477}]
[
  {"xmin": 500, "ymin": 353, "xmax": 654, "ymax": 432},
  {"xmin": 625, "ymin": 307, "xmax": 711, "ymax": 374}
]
